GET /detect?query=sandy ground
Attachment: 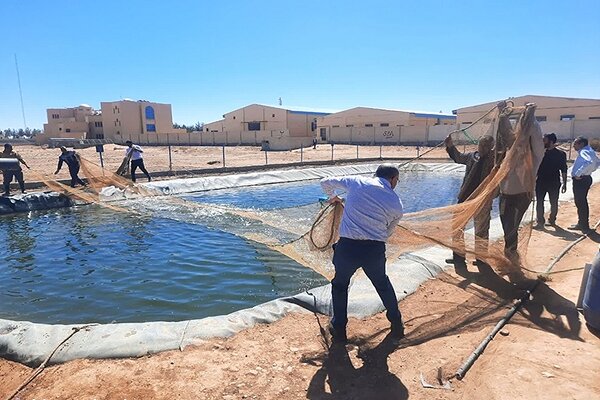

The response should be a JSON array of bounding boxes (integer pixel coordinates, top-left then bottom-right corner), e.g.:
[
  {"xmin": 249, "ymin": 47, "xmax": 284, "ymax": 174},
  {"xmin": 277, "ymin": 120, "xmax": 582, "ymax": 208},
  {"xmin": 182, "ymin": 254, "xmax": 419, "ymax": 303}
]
[
  {"xmin": 11, "ymin": 144, "xmax": 471, "ymax": 185},
  {"xmin": 1, "ymin": 162, "xmax": 599, "ymax": 399}
]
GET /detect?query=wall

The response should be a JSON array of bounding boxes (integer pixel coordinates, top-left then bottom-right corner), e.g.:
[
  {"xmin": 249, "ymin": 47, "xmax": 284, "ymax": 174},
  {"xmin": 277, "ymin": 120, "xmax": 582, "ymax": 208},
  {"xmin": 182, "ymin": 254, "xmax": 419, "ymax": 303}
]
[{"xmin": 328, "ymin": 125, "xmax": 458, "ymax": 145}]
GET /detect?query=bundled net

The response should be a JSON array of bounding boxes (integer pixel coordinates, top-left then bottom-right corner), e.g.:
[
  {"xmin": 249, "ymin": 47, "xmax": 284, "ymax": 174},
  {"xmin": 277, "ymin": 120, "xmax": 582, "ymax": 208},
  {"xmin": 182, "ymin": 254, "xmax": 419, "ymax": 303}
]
[{"xmin": 32, "ymin": 102, "xmax": 541, "ymax": 283}]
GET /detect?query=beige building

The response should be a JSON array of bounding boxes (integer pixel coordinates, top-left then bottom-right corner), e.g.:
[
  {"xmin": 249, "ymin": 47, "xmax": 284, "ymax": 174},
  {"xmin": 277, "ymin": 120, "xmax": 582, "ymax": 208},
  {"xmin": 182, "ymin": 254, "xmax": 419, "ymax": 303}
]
[
  {"xmin": 42, "ymin": 104, "xmax": 102, "ymax": 142},
  {"xmin": 203, "ymin": 104, "xmax": 332, "ymax": 149},
  {"xmin": 454, "ymin": 95, "xmax": 600, "ymax": 140},
  {"xmin": 39, "ymin": 99, "xmax": 185, "ymax": 145},
  {"xmin": 101, "ymin": 99, "xmax": 185, "ymax": 141},
  {"xmin": 318, "ymin": 107, "xmax": 456, "ymax": 144}
]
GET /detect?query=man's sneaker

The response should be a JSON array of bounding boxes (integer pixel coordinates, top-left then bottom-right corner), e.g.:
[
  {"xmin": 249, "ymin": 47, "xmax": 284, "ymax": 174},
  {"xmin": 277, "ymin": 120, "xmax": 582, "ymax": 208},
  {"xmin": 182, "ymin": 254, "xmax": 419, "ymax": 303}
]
[
  {"xmin": 545, "ymin": 221, "xmax": 556, "ymax": 227},
  {"xmin": 328, "ymin": 323, "xmax": 347, "ymax": 343},
  {"xmin": 390, "ymin": 322, "xmax": 405, "ymax": 339},
  {"xmin": 568, "ymin": 224, "xmax": 585, "ymax": 231}
]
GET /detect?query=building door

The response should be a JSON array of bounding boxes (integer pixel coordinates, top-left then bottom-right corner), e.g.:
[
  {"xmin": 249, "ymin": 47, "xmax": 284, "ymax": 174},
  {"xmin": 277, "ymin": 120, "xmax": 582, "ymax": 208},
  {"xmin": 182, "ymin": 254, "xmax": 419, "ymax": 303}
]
[{"xmin": 320, "ymin": 127, "xmax": 328, "ymax": 141}]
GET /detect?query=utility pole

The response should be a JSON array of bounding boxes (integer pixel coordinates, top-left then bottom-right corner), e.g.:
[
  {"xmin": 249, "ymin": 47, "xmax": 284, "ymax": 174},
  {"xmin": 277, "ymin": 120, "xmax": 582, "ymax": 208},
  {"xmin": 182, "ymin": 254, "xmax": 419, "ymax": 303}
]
[{"xmin": 14, "ymin": 54, "xmax": 27, "ymax": 129}]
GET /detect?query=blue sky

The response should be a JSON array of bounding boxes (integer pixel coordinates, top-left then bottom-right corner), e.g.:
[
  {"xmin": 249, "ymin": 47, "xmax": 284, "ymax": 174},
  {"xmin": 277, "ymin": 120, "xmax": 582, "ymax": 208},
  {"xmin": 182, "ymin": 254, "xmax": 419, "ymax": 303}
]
[{"xmin": 1, "ymin": 0, "xmax": 599, "ymax": 130}]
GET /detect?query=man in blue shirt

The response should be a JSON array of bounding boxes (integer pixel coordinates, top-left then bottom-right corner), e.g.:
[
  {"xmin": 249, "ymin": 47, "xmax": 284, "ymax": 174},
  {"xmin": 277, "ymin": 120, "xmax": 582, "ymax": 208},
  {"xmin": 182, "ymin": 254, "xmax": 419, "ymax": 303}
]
[
  {"xmin": 320, "ymin": 164, "xmax": 405, "ymax": 342},
  {"xmin": 569, "ymin": 136, "xmax": 599, "ymax": 232}
]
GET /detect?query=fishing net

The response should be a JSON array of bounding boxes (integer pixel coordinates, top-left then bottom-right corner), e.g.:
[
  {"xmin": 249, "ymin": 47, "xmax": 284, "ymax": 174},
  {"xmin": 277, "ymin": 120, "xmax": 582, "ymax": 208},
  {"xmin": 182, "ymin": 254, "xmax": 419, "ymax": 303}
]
[{"xmin": 32, "ymin": 102, "xmax": 540, "ymax": 284}]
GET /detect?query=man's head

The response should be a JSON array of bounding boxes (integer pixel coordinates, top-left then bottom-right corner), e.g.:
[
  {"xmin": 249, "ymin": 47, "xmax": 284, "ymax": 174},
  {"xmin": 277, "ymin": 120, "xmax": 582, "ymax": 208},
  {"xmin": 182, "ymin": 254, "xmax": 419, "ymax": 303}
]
[
  {"xmin": 543, "ymin": 133, "xmax": 557, "ymax": 149},
  {"xmin": 478, "ymin": 135, "xmax": 494, "ymax": 157},
  {"xmin": 574, "ymin": 136, "xmax": 588, "ymax": 151},
  {"xmin": 375, "ymin": 164, "xmax": 400, "ymax": 189},
  {"xmin": 125, "ymin": 140, "xmax": 133, "ymax": 148},
  {"xmin": 60, "ymin": 146, "xmax": 68, "ymax": 153},
  {"xmin": 3, "ymin": 143, "xmax": 12, "ymax": 153}
]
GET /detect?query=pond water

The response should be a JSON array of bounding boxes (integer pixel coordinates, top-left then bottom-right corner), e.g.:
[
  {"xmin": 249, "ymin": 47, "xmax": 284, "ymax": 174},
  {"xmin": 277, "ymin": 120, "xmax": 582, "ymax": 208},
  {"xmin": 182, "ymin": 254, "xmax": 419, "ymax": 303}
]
[{"xmin": 0, "ymin": 171, "xmax": 467, "ymax": 324}]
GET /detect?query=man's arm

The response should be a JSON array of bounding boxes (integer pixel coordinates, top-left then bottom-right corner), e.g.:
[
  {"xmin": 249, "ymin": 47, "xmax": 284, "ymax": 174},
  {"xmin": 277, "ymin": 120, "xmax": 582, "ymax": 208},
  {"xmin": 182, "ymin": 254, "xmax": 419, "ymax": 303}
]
[
  {"xmin": 560, "ymin": 151, "xmax": 568, "ymax": 193},
  {"xmin": 55, "ymin": 158, "xmax": 63, "ymax": 174},
  {"xmin": 320, "ymin": 177, "xmax": 356, "ymax": 199},
  {"xmin": 133, "ymin": 145, "xmax": 144, "ymax": 153},
  {"xmin": 572, "ymin": 148, "xmax": 594, "ymax": 178},
  {"xmin": 386, "ymin": 198, "xmax": 404, "ymax": 238},
  {"xmin": 16, "ymin": 153, "xmax": 30, "ymax": 169}
]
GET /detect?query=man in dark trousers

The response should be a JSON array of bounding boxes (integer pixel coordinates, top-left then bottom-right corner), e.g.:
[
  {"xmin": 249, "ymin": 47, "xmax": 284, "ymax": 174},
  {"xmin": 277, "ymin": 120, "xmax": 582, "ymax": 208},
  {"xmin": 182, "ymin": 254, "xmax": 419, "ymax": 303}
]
[
  {"xmin": 568, "ymin": 136, "xmax": 599, "ymax": 233},
  {"xmin": 125, "ymin": 140, "xmax": 151, "ymax": 182},
  {"xmin": 54, "ymin": 146, "xmax": 86, "ymax": 187},
  {"xmin": 444, "ymin": 134, "xmax": 495, "ymax": 267},
  {"xmin": 1, "ymin": 143, "xmax": 30, "ymax": 196},
  {"xmin": 534, "ymin": 133, "xmax": 567, "ymax": 228},
  {"xmin": 320, "ymin": 164, "xmax": 405, "ymax": 342}
]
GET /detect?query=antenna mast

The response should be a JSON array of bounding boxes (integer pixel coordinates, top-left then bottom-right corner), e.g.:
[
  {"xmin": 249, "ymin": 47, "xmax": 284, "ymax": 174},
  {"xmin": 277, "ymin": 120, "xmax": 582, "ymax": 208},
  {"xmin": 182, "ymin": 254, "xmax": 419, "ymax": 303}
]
[{"xmin": 14, "ymin": 54, "xmax": 27, "ymax": 129}]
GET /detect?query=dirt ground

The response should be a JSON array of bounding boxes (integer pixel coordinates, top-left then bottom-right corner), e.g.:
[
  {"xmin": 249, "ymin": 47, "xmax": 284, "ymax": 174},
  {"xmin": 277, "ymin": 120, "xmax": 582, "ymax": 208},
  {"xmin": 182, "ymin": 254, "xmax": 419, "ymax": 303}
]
[
  {"xmin": 1, "ymin": 161, "xmax": 599, "ymax": 400},
  {"xmin": 12, "ymin": 144, "xmax": 470, "ymax": 185}
]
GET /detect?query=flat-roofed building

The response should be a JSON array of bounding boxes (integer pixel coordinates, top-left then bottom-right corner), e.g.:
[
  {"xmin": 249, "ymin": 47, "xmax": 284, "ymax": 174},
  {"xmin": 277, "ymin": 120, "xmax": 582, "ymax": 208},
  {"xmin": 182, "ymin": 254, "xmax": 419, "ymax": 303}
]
[
  {"xmin": 203, "ymin": 104, "xmax": 333, "ymax": 149},
  {"xmin": 454, "ymin": 95, "xmax": 600, "ymax": 140},
  {"xmin": 101, "ymin": 99, "xmax": 185, "ymax": 141},
  {"xmin": 317, "ymin": 107, "xmax": 456, "ymax": 144}
]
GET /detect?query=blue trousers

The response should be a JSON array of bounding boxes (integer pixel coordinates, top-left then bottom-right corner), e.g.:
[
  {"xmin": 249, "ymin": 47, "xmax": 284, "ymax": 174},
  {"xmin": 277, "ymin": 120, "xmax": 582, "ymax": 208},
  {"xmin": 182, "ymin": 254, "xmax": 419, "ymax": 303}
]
[{"xmin": 331, "ymin": 237, "xmax": 402, "ymax": 330}]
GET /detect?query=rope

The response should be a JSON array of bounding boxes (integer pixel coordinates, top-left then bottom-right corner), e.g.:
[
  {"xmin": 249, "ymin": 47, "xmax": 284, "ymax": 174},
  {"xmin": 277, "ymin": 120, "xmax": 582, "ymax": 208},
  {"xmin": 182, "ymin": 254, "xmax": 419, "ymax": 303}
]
[
  {"xmin": 5, "ymin": 323, "xmax": 98, "ymax": 400},
  {"xmin": 397, "ymin": 102, "xmax": 501, "ymax": 169}
]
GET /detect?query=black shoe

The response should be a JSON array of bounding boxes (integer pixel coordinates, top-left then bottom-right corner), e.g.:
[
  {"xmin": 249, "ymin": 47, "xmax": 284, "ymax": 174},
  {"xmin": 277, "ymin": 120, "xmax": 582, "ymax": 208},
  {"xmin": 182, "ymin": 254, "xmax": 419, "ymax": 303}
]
[
  {"xmin": 533, "ymin": 222, "xmax": 544, "ymax": 230},
  {"xmin": 328, "ymin": 323, "xmax": 347, "ymax": 343},
  {"xmin": 391, "ymin": 322, "xmax": 405, "ymax": 339},
  {"xmin": 568, "ymin": 224, "xmax": 585, "ymax": 231},
  {"xmin": 2, "ymin": 192, "xmax": 9, "ymax": 197}
]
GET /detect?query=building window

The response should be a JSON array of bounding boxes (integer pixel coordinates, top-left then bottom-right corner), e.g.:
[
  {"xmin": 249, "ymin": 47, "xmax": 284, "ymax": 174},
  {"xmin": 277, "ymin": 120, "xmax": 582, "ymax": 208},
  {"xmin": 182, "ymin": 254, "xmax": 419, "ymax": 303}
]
[
  {"xmin": 272, "ymin": 114, "xmax": 275, "ymax": 118},
  {"xmin": 117, "ymin": 131, "xmax": 120, "ymax": 135},
  {"xmin": 346, "ymin": 124, "xmax": 354, "ymax": 127},
  {"xmin": 320, "ymin": 128, "xmax": 327, "ymax": 140},
  {"xmin": 233, "ymin": 116, "xmax": 236, "ymax": 120},
  {"xmin": 59, "ymin": 128, "xmax": 62, "ymax": 131},
  {"xmin": 145, "ymin": 106, "xmax": 155, "ymax": 120},
  {"xmin": 248, "ymin": 122, "xmax": 261, "ymax": 131},
  {"xmin": 462, "ymin": 122, "xmax": 472, "ymax": 125},
  {"xmin": 560, "ymin": 114, "xmax": 575, "ymax": 121},
  {"xmin": 536, "ymin": 116, "xmax": 547, "ymax": 122},
  {"xmin": 365, "ymin": 124, "xmax": 373, "ymax": 127},
  {"xmin": 52, "ymin": 113, "xmax": 59, "ymax": 119},
  {"xmin": 94, "ymin": 121, "xmax": 103, "ymax": 127},
  {"xmin": 96, "ymin": 134, "xmax": 104, "ymax": 139},
  {"xmin": 589, "ymin": 116, "xmax": 600, "ymax": 120},
  {"xmin": 332, "ymin": 125, "xmax": 340, "ymax": 128},
  {"xmin": 66, "ymin": 128, "xmax": 71, "ymax": 132},
  {"xmin": 146, "ymin": 124, "xmax": 156, "ymax": 132},
  {"xmin": 380, "ymin": 123, "xmax": 389, "ymax": 127}
]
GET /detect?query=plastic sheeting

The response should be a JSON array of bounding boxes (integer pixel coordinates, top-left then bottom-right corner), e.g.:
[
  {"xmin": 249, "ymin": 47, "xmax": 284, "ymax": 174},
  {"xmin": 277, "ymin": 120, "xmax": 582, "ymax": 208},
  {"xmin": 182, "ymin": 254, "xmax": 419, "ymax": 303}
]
[{"xmin": 0, "ymin": 192, "xmax": 73, "ymax": 215}]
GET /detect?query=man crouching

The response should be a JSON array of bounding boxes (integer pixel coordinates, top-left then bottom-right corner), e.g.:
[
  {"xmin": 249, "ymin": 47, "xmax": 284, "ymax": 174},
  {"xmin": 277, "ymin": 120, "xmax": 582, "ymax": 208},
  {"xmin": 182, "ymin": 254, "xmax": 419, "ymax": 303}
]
[{"xmin": 320, "ymin": 164, "xmax": 405, "ymax": 343}]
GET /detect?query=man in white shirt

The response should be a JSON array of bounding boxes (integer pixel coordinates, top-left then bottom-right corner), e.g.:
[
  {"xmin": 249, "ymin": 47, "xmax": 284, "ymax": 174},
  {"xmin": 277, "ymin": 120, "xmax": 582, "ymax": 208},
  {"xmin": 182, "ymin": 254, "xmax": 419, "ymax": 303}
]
[
  {"xmin": 569, "ymin": 136, "xmax": 599, "ymax": 232},
  {"xmin": 125, "ymin": 141, "xmax": 151, "ymax": 182},
  {"xmin": 320, "ymin": 164, "xmax": 405, "ymax": 342}
]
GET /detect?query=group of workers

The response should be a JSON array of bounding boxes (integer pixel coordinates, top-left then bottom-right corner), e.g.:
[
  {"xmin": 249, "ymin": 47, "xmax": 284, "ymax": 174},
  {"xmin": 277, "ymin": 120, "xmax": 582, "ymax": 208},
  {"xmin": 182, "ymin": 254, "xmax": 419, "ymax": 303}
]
[
  {"xmin": 320, "ymin": 105, "xmax": 599, "ymax": 343},
  {"xmin": 0, "ymin": 141, "xmax": 151, "ymax": 196}
]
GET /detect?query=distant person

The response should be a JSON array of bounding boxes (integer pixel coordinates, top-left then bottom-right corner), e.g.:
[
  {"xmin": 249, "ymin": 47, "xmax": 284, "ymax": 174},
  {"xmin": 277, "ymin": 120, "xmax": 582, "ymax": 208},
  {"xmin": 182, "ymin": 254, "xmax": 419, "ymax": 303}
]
[
  {"xmin": 1, "ymin": 143, "xmax": 30, "ymax": 196},
  {"xmin": 534, "ymin": 133, "xmax": 567, "ymax": 228},
  {"xmin": 444, "ymin": 134, "xmax": 495, "ymax": 267},
  {"xmin": 320, "ymin": 164, "xmax": 405, "ymax": 342},
  {"xmin": 125, "ymin": 141, "xmax": 151, "ymax": 182},
  {"xmin": 54, "ymin": 146, "xmax": 86, "ymax": 188},
  {"xmin": 312, "ymin": 137, "xmax": 318, "ymax": 149},
  {"xmin": 568, "ymin": 136, "xmax": 599, "ymax": 233}
]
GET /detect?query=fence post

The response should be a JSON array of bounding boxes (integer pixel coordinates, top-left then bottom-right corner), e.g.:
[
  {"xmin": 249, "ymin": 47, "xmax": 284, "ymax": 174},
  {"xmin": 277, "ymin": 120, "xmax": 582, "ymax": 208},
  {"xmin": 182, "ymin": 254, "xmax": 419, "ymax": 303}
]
[
  {"xmin": 265, "ymin": 149, "xmax": 268, "ymax": 165},
  {"xmin": 379, "ymin": 145, "xmax": 382, "ymax": 160},
  {"xmin": 356, "ymin": 144, "xmax": 359, "ymax": 160},
  {"xmin": 331, "ymin": 143, "xmax": 334, "ymax": 162},
  {"xmin": 222, "ymin": 145, "xmax": 226, "ymax": 168},
  {"xmin": 568, "ymin": 119, "xmax": 575, "ymax": 161},
  {"xmin": 300, "ymin": 145, "xmax": 303, "ymax": 163}
]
